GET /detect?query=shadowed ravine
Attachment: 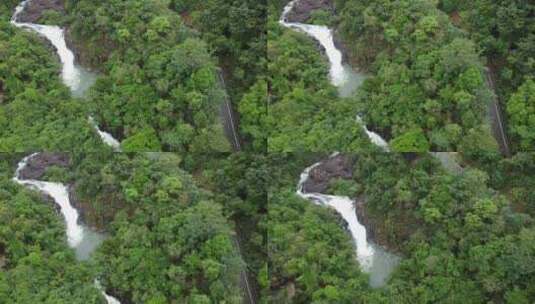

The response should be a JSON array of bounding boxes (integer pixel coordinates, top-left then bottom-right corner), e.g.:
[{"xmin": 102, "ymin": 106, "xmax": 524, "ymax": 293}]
[
  {"xmin": 296, "ymin": 155, "xmax": 401, "ymax": 288},
  {"xmin": 280, "ymin": 0, "xmax": 399, "ymax": 287},
  {"xmin": 11, "ymin": 0, "xmax": 121, "ymax": 150},
  {"xmin": 13, "ymin": 154, "xmax": 120, "ymax": 303},
  {"xmin": 280, "ymin": 0, "xmax": 389, "ymax": 148}
]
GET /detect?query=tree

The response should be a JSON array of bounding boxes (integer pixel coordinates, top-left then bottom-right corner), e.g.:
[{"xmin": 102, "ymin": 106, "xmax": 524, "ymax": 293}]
[
  {"xmin": 507, "ymin": 79, "xmax": 535, "ymax": 150},
  {"xmin": 390, "ymin": 128, "xmax": 431, "ymax": 152}
]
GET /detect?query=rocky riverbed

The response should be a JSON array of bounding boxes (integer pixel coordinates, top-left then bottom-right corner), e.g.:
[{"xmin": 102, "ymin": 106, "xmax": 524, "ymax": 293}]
[
  {"xmin": 302, "ymin": 153, "xmax": 412, "ymax": 253},
  {"xmin": 16, "ymin": 0, "xmax": 64, "ymax": 23},
  {"xmin": 17, "ymin": 152, "xmax": 70, "ymax": 180},
  {"xmin": 301, "ymin": 154, "xmax": 354, "ymax": 193},
  {"xmin": 285, "ymin": 0, "xmax": 333, "ymax": 23}
]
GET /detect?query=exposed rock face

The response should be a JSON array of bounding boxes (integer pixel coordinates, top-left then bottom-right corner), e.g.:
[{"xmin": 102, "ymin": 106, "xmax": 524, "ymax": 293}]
[
  {"xmin": 302, "ymin": 154, "xmax": 353, "ymax": 193},
  {"xmin": 285, "ymin": 0, "xmax": 333, "ymax": 23},
  {"xmin": 64, "ymin": 28, "xmax": 104, "ymax": 71},
  {"xmin": 67, "ymin": 184, "xmax": 87, "ymax": 226},
  {"xmin": 355, "ymin": 199, "xmax": 379, "ymax": 245},
  {"xmin": 67, "ymin": 184, "xmax": 106, "ymax": 232},
  {"xmin": 16, "ymin": 0, "xmax": 65, "ymax": 23},
  {"xmin": 355, "ymin": 196, "xmax": 417, "ymax": 254},
  {"xmin": 18, "ymin": 152, "xmax": 70, "ymax": 180}
]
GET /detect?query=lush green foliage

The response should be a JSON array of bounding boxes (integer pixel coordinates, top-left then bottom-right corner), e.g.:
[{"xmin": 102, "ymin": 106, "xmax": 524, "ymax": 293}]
[
  {"xmin": 267, "ymin": 7, "xmax": 376, "ymax": 152},
  {"xmin": 347, "ymin": 152, "xmax": 535, "ymax": 303},
  {"xmin": 506, "ymin": 79, "xmax": 535, "ymax": 150},
  {"xmin": 4, "ymin": 152, "xmax": 247, "ymax": 303},
  {"xmin": 174, "ymin": 0, "xmax": 266, "ymax": 100},
  {"xmin": 196, "ymin": 153, "xmax": 268, "ymax": 301},
  {"xmin": 268, "ymin": 151, "xmax": 535, "ymax": 303},
  {"xmin": 66, "ymin": 0, "xmax": 230, "ymax": 152},
  {"xmin": 0, "ymin": 20, "xmax": 105, "ymax": 151},
  {"xmin": 438, "ymin": 0, "xmax": 534, "ymax": 151},
  {"xmin": 239, "ymin": 80, "xmax": 268, "ymax": 151},
  {"xmin": 169, "ymin": 0, "xmax": 267, "ymax": 152},
  {"xmin": 267, "ymin": 154, "xmax": 377, "ymax": 303},
  {"xmin": 335, "ymin": 0, "xmax": 497, "ymax": 151},
  {"xmin": 0, "ymin": 157, "xmax": 104, "ymax": 303}
]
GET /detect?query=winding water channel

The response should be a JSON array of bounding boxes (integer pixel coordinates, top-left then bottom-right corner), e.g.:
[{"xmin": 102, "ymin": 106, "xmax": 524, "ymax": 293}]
[
  {"xmin": 280, "ymin": 0, "xmax": 399, "ymax": 287},
  {"xmin": 13, "ymin": 154, "xmax": 120, "ymax": 303},
  {"xmin": 11, "ymin": 0, "xmax": 121, "ymax": 150},
  {"xmin": 280, "ymin": 0, "xmax": 389, "ymax": 148},
  {"xmin": 11, "ymin": 1, "xmax": 121, "ymax": 300},
  {"xmin": 296, "ymin": 156, "xmax": 400, "ymax": 288}
]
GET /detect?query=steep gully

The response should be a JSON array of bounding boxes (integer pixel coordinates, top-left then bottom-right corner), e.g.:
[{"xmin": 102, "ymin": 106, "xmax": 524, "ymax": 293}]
[
  {"xmin": 281, "ymin": 0, "xmax": 466, "ymax": 287},
  {"xmin": 11, "ymin": 0, "xmax": 121, "ymax": 301},
  {"xmin": 280, "ymin": 0, "xmax": 398, "ymax": 287},
  {"xmin": 11, "ymin": 0, "xmax": 121, "ymax": 150},
  {"xmin": 11, "ymin": 1, "xmax": 252, "ymax": 302},
  {"xmin": 13, "ymin": 154, "xmax": 120, "ymax": 304}
]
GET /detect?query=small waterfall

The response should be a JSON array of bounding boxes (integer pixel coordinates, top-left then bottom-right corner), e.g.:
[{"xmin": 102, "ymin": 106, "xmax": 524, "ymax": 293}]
[
  {"xmin": 13, "ymin": 154, "xmax": 84, "ymax": 247},
  {"xmin": 296, "ymin": 155, "xmax": 400, "ymax": 287},
  {"xmin": 11, "ymin": 0, "xmax": 121, "ymax": 150},
  {"xmin": 296, "ymin": 161, "xmax": 375, "ymax": 268},
  {"xmin": 13, "ymin": 154, "xmax": 120, "ymax": 303},
  {"xmin": 279, "ymin": 0, "xmax": 388, "ymax": 149}
]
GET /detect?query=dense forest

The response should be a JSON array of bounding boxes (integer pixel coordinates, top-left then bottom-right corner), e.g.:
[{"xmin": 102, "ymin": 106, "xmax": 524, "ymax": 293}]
[
  {"xmin": 437, "ymin": 0, "xmax": 534, "ymax": 152},
  {"xmin": 0, "ymin": 7, "xmax": 106, "ymax": 151},
  {"xmin": 268, "ymin": 151, "xmax": 535, "ymax": 303},
  {"xmin": 1, "ymin": 152, "xmax": 265, "ymax": 303},
  {"xmin": 1, "ymin": 0, "xmax": 266, "ymax": 152},
  {"xmin": 267, "ymin": 1, "xmax": 379, "ymax": 152},
  {"xmin": 0, "ymin": 156, "xmax": 104, "ymax": 303},
  {"xmin": 269, "ymin": 0, "xmax": 533, "ymax": 152},
  {"xmin": 2, "ymin": 0, "xmax": 535, "ymax": 303},
  {"xmin": 336, "ymin": 0, "xmax": 499, "ymax": 151}
]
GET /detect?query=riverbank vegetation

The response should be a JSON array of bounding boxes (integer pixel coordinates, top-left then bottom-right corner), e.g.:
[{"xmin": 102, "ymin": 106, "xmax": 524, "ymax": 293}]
[
  {"xmin": 0, "ymin": 9, "xmax": 106, "ymax": 151},
  {"xmin": 64, "ymin": 0, "xmax": 230, "ymax": 152},
  {"xmin": 314, "ymin": 152, "xmax": 535, "ymax": 303},
  {"xmin": 267, "ymin": 153, "xmax": 379, "ymax": 302},
  {"xmin": 0, "ymin": 156, "xmax": 104, "ymax": 303},
  {"xmin": 67, "ymin": 153, "xmax": 246, "ymax": 302},
  {"xmin": 267, "ymin": 2, "xmax": 377, "ymax": 152},
  {"xmin": 1, "ymin": 152, "xmax": 264, "ymax": 303},
  {"xmin": 333, "ymin": 0, "xmax": 498, "ymax": 152},
  {"xmin": 267, "ymin": 151, "xmax": 535, "ymax": 303}
]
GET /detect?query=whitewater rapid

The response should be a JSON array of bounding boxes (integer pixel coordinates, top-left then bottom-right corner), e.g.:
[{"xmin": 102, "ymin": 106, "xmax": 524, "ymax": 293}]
[
  {"xmin": 13, "ymin": 154, "xmax": 84, "ymax": 247},
  {"xmin": 11, "ymin": 0, "xmax": 121, "ymax": 150},
  {"xmin": 296, "ymin": 155, "xmax": 399, "ymax": 287},
  {"xmin": 280, "ymin": 0, "xmax": 389, "ymax": 149},
  {"xmin": 296, "ymin": 160, "xmax": 374, "ymax": 267},
  {"xmin": 13, "ymin": 154, "xmax": 120, "ymax": 303}
]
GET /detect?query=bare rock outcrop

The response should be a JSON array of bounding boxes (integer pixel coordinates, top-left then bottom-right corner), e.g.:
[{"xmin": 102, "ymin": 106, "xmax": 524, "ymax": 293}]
[{"xmin": 16, "ymin": 0, "xmax": 64, "ymax": 23}]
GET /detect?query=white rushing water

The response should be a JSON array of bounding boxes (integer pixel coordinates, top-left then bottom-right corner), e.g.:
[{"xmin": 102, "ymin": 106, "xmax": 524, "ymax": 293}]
[
  {"xmin": 13, "ymin": 154, "xmax": 121, "ymax": 303},
  {"xmin": 296, "ymin": 156, "xmax": 400, "ymax": 287},
  {"xmin": 13, "ymin": 154, "xmax": 84, "ymax": 248},
  {"xmin": 282, "ymin": 0, "xmax": 398, "ymax": 287},
  {"xmin": 11, "ymin": 0, "xmax": 121, "ymax": 150},
  {"xmin": 280, "ymin": 0, "xmax": 389, "ymax": 149}
]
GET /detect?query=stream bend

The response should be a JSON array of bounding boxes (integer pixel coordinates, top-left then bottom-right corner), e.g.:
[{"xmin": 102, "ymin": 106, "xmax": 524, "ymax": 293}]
[
  {"xmin": 13, "ymin": 154, "xmax": 121, "ymax": 303},
  {"xmin": 11, "ymin": 0, "xmax": 121, "ymax": 150},
  {"xmin": 279, "ymin": 0, "xmax": 389, "ymax": 149},
  {"xmin": 296, "ymin": 154, "xmax": 400, "ymax": 288}
]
